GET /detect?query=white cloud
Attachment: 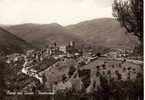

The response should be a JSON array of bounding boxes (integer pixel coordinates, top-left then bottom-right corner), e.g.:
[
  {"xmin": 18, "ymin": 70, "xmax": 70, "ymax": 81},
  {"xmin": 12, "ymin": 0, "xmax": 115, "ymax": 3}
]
[{"xmin": 0, "ymin": 0, "xmax": 113, "ymax": 25}]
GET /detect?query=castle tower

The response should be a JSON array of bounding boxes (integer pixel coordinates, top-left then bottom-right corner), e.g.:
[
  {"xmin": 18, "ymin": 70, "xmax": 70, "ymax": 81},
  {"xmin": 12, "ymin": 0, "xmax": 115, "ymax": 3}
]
[{"xmin": 70, "ymin": 41, "xmax": 75, "ymax": 47}]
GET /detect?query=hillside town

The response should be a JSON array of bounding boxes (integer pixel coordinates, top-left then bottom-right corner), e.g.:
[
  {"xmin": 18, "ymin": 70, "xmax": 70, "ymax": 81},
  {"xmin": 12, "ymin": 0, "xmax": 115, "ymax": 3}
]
[{"xmin": 2, "ymin": 40, "xmax": 142, "ymax": 100}]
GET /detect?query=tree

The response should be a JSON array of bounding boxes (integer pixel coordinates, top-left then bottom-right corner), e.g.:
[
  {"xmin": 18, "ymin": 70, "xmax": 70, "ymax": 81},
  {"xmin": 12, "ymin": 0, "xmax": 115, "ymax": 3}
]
[{"xmin": 112, "ymin": 0, "xmax": 143, "ymax": 54}]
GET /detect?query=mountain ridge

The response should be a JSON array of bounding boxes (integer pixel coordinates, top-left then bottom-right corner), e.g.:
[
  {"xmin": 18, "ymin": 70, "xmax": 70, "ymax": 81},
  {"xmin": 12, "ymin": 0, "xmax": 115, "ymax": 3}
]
[
  {"xmin": 4, "ymin": 18, "xmax": 139, "ymax": 50},
  {"xmin": 6, "ymin": 23, "xmax": 83, "ymax": 47},
  {"xmin": 66, "ymin": 18, "xmax": 139, "ymax": 49},
  {"xmin": 0, "ymin": 27, "xmax": 32, "ymax": 55}
]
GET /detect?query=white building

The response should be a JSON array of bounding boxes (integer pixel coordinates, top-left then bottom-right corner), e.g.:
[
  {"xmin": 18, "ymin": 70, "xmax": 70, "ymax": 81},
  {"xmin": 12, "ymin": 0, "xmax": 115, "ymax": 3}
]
[{"xmin": 59, "ymin": 45, "xmax": 67, "ymax": 53}]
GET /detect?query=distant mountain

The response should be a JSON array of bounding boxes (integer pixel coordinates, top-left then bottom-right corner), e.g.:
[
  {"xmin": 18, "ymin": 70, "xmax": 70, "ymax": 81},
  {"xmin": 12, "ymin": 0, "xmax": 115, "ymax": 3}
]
[
  {"xmin": 5, "ymin": 18, "xmax": 139, "ymax": 50},
  {"xmin": 66, "ymin": 18, "xmax": 139, "ymax": 49},
  {"xmin": 0, "ymin": 27, "xmax": 32, "ymax": 55},
  {"xmin": 6, "ymin": 23, "xmax": 82, "ymax": 47}
]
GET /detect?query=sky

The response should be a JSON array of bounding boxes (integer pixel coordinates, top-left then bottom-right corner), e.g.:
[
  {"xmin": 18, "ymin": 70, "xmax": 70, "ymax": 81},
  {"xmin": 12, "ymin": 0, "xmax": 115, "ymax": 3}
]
[{"xmin": 0, "ymin": 0, "xmax": 113, "ymax": 25}]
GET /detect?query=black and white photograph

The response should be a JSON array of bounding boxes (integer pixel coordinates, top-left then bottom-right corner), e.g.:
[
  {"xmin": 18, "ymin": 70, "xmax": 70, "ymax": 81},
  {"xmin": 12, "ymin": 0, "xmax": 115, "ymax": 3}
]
[{"xmin": 0, "ymin": 0, "xmax": 143, "ymax": 100}]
